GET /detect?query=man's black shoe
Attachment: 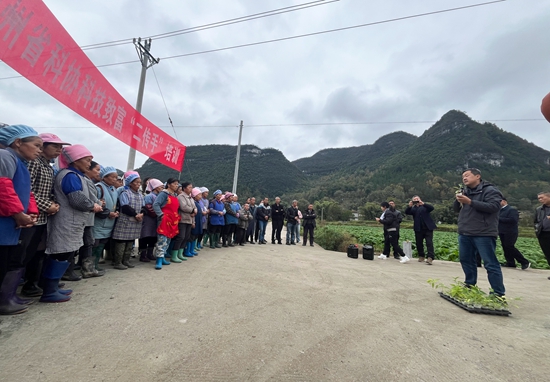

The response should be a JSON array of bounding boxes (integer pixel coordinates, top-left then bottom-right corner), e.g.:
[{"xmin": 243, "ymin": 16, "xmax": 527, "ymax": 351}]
[
  {"xmin": 286, "ymin": 242, "xmax": 290, "ymax": 245},
  {"xmin": 521, "ymin": 262, "xmax": 531, "ymax": 270}
]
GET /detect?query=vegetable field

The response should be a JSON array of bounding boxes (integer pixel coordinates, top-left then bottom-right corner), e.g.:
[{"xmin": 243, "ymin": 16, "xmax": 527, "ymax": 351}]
[{"xmin": 326, "ymin": 225, "xmax": 549, "ymax": 270}]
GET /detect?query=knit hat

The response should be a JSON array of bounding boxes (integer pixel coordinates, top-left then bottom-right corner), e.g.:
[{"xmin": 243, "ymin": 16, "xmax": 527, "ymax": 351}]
[
  {"xmin": 100, "ymin": 166, "xmax": 117, "ymax": 179},
  {"xmin": 191, "ymin": 187, "xmax": 202, "ymax": 198},
  {"xmin": 59, "ymin": 144, "xmax": 93, "ymax": 169},
  {"xmin": 146, "ymin": 178, "xmax": 163, "ymax": 192},
  {"xmin": 213, "ymin": 189, "xmax": 222, "ymax": 196},
  {"xmin": 125, "ymin": 173, "xmax": 140, "ymax": 186},
  {"xmin": 225, "ymin": 192, "xmax": 233, "ymax": 199},
  {"xmin": 199, "ymin": 187, "xmax": 209, "ymax": 193},
  {"xmin": 0, "ymin": 124, "xmax": 39, "ymax": 146}
]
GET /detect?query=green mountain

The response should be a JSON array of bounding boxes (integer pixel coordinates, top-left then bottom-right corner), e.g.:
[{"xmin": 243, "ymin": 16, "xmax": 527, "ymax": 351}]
[
  {"xmin": 364, "ymin": 110, "xmax": 550, "ymax": 201},
  {"xmin": 293, "ymin": 131, "xmax": 417, "ymax": 177},
  {"xmin": 135, "ymin": 144, "xmax": 305, "ymax": 197},
  {"xmin": 135, "ymin": 111, "xmax": 550, "ymax": 221}
]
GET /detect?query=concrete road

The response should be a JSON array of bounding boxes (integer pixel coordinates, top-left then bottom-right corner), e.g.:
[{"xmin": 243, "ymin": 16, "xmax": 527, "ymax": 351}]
[{"xmin": 1, "ymin": 240, "xmax": 549, "ymax": 382}]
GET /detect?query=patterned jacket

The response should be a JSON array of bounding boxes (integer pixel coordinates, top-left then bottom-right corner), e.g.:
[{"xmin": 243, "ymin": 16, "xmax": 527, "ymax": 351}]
[{"xmin": 27, "ymin": 156, "xmax": 55, "ymax": 225}]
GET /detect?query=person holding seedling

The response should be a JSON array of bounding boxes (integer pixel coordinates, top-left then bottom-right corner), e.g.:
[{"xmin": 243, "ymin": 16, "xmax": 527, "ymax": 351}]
[{"xmin": 454, "ymin": 168, "xmax": 505, "ymax": 297}]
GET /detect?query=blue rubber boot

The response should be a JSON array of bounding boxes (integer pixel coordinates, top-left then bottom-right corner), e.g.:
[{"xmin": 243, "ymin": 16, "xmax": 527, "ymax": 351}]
[
  {"xmin": 155, "ymin": 257, "xmax": 163, "ymax": 270},
  {"xmin": 162, "ymin": 258, "xmax": 170, "ymax": 265},
  {"xmin": 197, "ymin": 240, "xmax": 203, "ymax": 250},
  {"xmin": 190, "ymin": 240, "xmax": 198, "ymax": 255},
  {"xmin": 39, "ymin": 259, "xmax": 72, "ymax": 303},
  {"xmin": 183, "ymin": 242, "xmax": 194, "ymax": 257}
]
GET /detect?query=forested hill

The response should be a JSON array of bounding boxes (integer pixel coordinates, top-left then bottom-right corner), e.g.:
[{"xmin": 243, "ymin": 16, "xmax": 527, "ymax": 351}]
[
  {"xmin": 135, "ymin": 111, "xmax": 550, "ymax": 218},
  {"xmin": 135, "ymin": 144, "xmax": 305, "ymax": 197},
  {"xmin": 292, "ymin": 131, "xmax": 417, "ymax": 176}
]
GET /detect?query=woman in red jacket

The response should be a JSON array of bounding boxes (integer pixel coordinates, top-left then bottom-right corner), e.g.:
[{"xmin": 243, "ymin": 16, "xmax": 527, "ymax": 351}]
[{"xmin": 0, "ymin": 125, "xmax": 41, "ymax": 315}]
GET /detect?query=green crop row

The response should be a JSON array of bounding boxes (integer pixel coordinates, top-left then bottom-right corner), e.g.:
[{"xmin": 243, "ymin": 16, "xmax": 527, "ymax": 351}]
[{"xmin": 325, "ymin": 225, "xmax": 549, "ymax": 270}]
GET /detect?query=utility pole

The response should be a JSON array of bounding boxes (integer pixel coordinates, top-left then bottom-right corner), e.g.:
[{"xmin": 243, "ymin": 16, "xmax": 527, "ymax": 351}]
[
  {"xmin": 232, "ymin": 120, "xmax": 244, "ymax": 194},
  {"xmin": 126, "ymin": 38, "xmax": 160, "ymax": 171}
]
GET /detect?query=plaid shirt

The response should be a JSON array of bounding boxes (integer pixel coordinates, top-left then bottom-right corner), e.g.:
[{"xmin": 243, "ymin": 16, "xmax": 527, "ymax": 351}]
[{"xmin": 27, "ymin": 156, "xmax": 55, "ymax": 225}]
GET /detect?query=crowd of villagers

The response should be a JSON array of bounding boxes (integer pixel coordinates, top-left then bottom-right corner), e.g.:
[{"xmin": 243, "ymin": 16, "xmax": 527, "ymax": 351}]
[{"xmin": 0, "ymin": 124, "xmax": 318, "ymax": 316}]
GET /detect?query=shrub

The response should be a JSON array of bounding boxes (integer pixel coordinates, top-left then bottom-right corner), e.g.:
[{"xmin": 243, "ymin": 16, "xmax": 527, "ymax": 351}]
[{"xmin": 316, "ymin": 226, "xmax": 357, "ymax": 252}]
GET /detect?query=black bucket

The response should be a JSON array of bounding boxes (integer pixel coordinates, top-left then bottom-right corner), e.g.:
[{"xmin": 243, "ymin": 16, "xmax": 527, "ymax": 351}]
[
  {"xmin": 347, "ymin": 244, "xmax": 359, "ymax": 259},
  {"xmin": 362, "ymin": 245, "xmax": 374, "ymax": 260}
]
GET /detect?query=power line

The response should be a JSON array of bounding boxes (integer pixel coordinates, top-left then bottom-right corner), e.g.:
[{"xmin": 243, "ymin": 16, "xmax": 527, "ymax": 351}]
[
  {"xmin": 32, "ymin": 118, "xmax": 546, "ymax": 129},
  {"xmin": 77, "ymin": 0, "xmax": 337, "ymax": 51},
  {"xmin": 0, "ymin": 0, "xmax": 506, "ymax": 81},
  {"xmin": 160, "ymin": 0, "xmax": 507, "ymax": 62}
]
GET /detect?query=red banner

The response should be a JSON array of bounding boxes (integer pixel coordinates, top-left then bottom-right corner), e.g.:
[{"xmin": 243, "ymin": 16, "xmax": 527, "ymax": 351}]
[{"xmin": 0, "ymin": 0, "xmax": 185, "ymax": 170}]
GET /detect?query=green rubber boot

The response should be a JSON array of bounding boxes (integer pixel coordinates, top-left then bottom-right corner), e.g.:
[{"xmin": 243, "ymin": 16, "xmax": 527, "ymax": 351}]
[
  {"xmin": 202, "ymin": 234, "xmax": 210, "ymax": 247},
  {"xmin": 170, "ymin": 250, "xmax": 182, "ymax": 263},
  {"xmin": 177, "ymin": 248, "xmax": 187, "ymax": 261},
  {"xmin": 92, "ymin": 245, "xmax": 105, "ymax": 272},
  {"xmin": 210, "ymin": 234, "xmax": 216, "ymax": 249}
]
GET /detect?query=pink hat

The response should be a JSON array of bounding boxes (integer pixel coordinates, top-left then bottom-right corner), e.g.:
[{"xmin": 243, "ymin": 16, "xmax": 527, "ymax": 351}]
[
  {"xmin": 124, "ymin": 170, "xmax": 138, "ymax": 178},
  {"xmin": 39, "ymin": 133, "xmax": 71, "ymax": 145},
  {"xmin": 59, "ymin": 144, "xmax": 93, "ymax": 169},
  {"xmin": 191, "ymin": 187, "xmax": 202, "ymax": 198},
  {"xmin": 146, "ymin": 178, "xmax": 163, "ymax": 192},
  {"xmin": 225, "ymin": 192, "xmax": 233, "ymax": 199}
]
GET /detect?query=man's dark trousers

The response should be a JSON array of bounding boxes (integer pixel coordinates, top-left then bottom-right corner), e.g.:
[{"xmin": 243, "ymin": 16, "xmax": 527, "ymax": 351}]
[
  {"xmin": 499, "ymin": 232, "xmax": 529, "ymax": 267},
  {"xmin": 271, "ymin": 219, "xmax": 283, "ymax": 243},
  {"xmin": 415, "ymin": 229, "xmax": 435, "ymax": 259}
]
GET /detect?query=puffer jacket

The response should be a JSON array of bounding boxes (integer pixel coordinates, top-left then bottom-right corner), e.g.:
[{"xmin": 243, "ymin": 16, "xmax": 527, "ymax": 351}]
[
  {"xmin": 453, "ymin": 181, "xmax": 502, "ymax": 237},
  {"xmin": 177, "ymin": 192, "xmax": 196, "ymax": 224},
  {"xmin": 238, "ymin": 209, "xmax": 252, "ymax": 229},
  {"xmin": 379, "ymin": 208, "xmax": 401, "ymax": 232}
]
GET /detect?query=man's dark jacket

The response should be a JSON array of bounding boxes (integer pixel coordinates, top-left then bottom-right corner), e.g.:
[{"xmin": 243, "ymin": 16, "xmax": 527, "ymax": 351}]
[
  {"xmin": 286, "ymin": 206, "xmax": 298, "ymax": 224},
  {"xmin": 498, "ymin": 205, "xmax": 519, "ymax": 235},
  {"xmin": 453, "ymin": 180, "xmax": 502, "ymax": 237},
  {"xmin": 303, "ymin": 209, "xmax": 317, "ymax": 227},
  {"xmin": 379, "ymin": 208, "xmax": 401, "ymax": 231},
  {"xmin": 534, "ymin": 204, "xmax": 550, "ymax": 237},
  {"xmin": 405, "ymin": 203, "xmax": 437, "ymax": 231},
  {"xmin": 271, "ymin": 203, "xmax": 285, "ymax": 221}
]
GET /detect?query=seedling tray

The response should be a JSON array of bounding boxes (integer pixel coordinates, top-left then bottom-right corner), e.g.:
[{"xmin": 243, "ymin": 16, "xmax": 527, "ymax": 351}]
[{"xmin": 438, "ymin": 292, "xmax": 511, "ymax": 316}]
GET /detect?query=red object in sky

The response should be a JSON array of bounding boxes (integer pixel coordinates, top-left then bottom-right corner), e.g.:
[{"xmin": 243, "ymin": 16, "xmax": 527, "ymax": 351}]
[
  {"xmin": 0, "ymin": 0, "xmax": 185, "ymax": 170},
  {"xmin": 542, "ymin": 92, "xmax": 550, "ymax": 124}
]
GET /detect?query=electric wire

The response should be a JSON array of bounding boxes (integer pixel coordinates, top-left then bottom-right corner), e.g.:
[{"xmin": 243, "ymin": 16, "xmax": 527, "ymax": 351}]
[
  {"xmin": 78, "ymin": 0, "xmax": 335, "ymax": 51},
  {"xmin": 151, "ymin": 65, "xmax": 190, "ymax": 181},
  {"xmin": 159, "ymin": 0, "xmax": 506, "ymax": 61},
  {"xmin": 0, "ymin": 0, "xmax": 506, "ymax": 81}
]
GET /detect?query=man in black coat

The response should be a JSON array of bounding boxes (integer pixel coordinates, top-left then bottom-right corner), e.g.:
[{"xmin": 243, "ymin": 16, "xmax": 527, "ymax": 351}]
[
  {"xmin": 376, "ymin": 202, "xmax": 408, "ymax": 262},
  {"xmin": 271, "ymin": 197, "xmax": 285, "ymax": 244},
  {"xmin": 405, "ymin": 195, "xmax": 437, "ymax": 265},
  {"xmin": 534, "ymin": 192, "xmax": 550, "ymax": 279},
  {"xmin": 499, "ymin": 198, "xmax": 530, "ymax": 270},
  {"xmin": 454, "ymin": 168, "xmax": 505, "ymax": 297},
  {"xmin": 302, "ymin": 204, "xmax": 316, "ymax": 246}
]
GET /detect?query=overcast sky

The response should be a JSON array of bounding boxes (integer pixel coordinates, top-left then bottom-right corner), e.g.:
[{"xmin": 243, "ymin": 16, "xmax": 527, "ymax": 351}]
[{"xmin": 1, "ymin": 0, "xmax": 549, "ymax": 171}]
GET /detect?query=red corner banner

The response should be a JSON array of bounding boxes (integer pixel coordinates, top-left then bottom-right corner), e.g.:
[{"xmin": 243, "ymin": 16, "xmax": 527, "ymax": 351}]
[{"xmin": 0, "ymin": 0, "xmax": 185, "ymax": 170}]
